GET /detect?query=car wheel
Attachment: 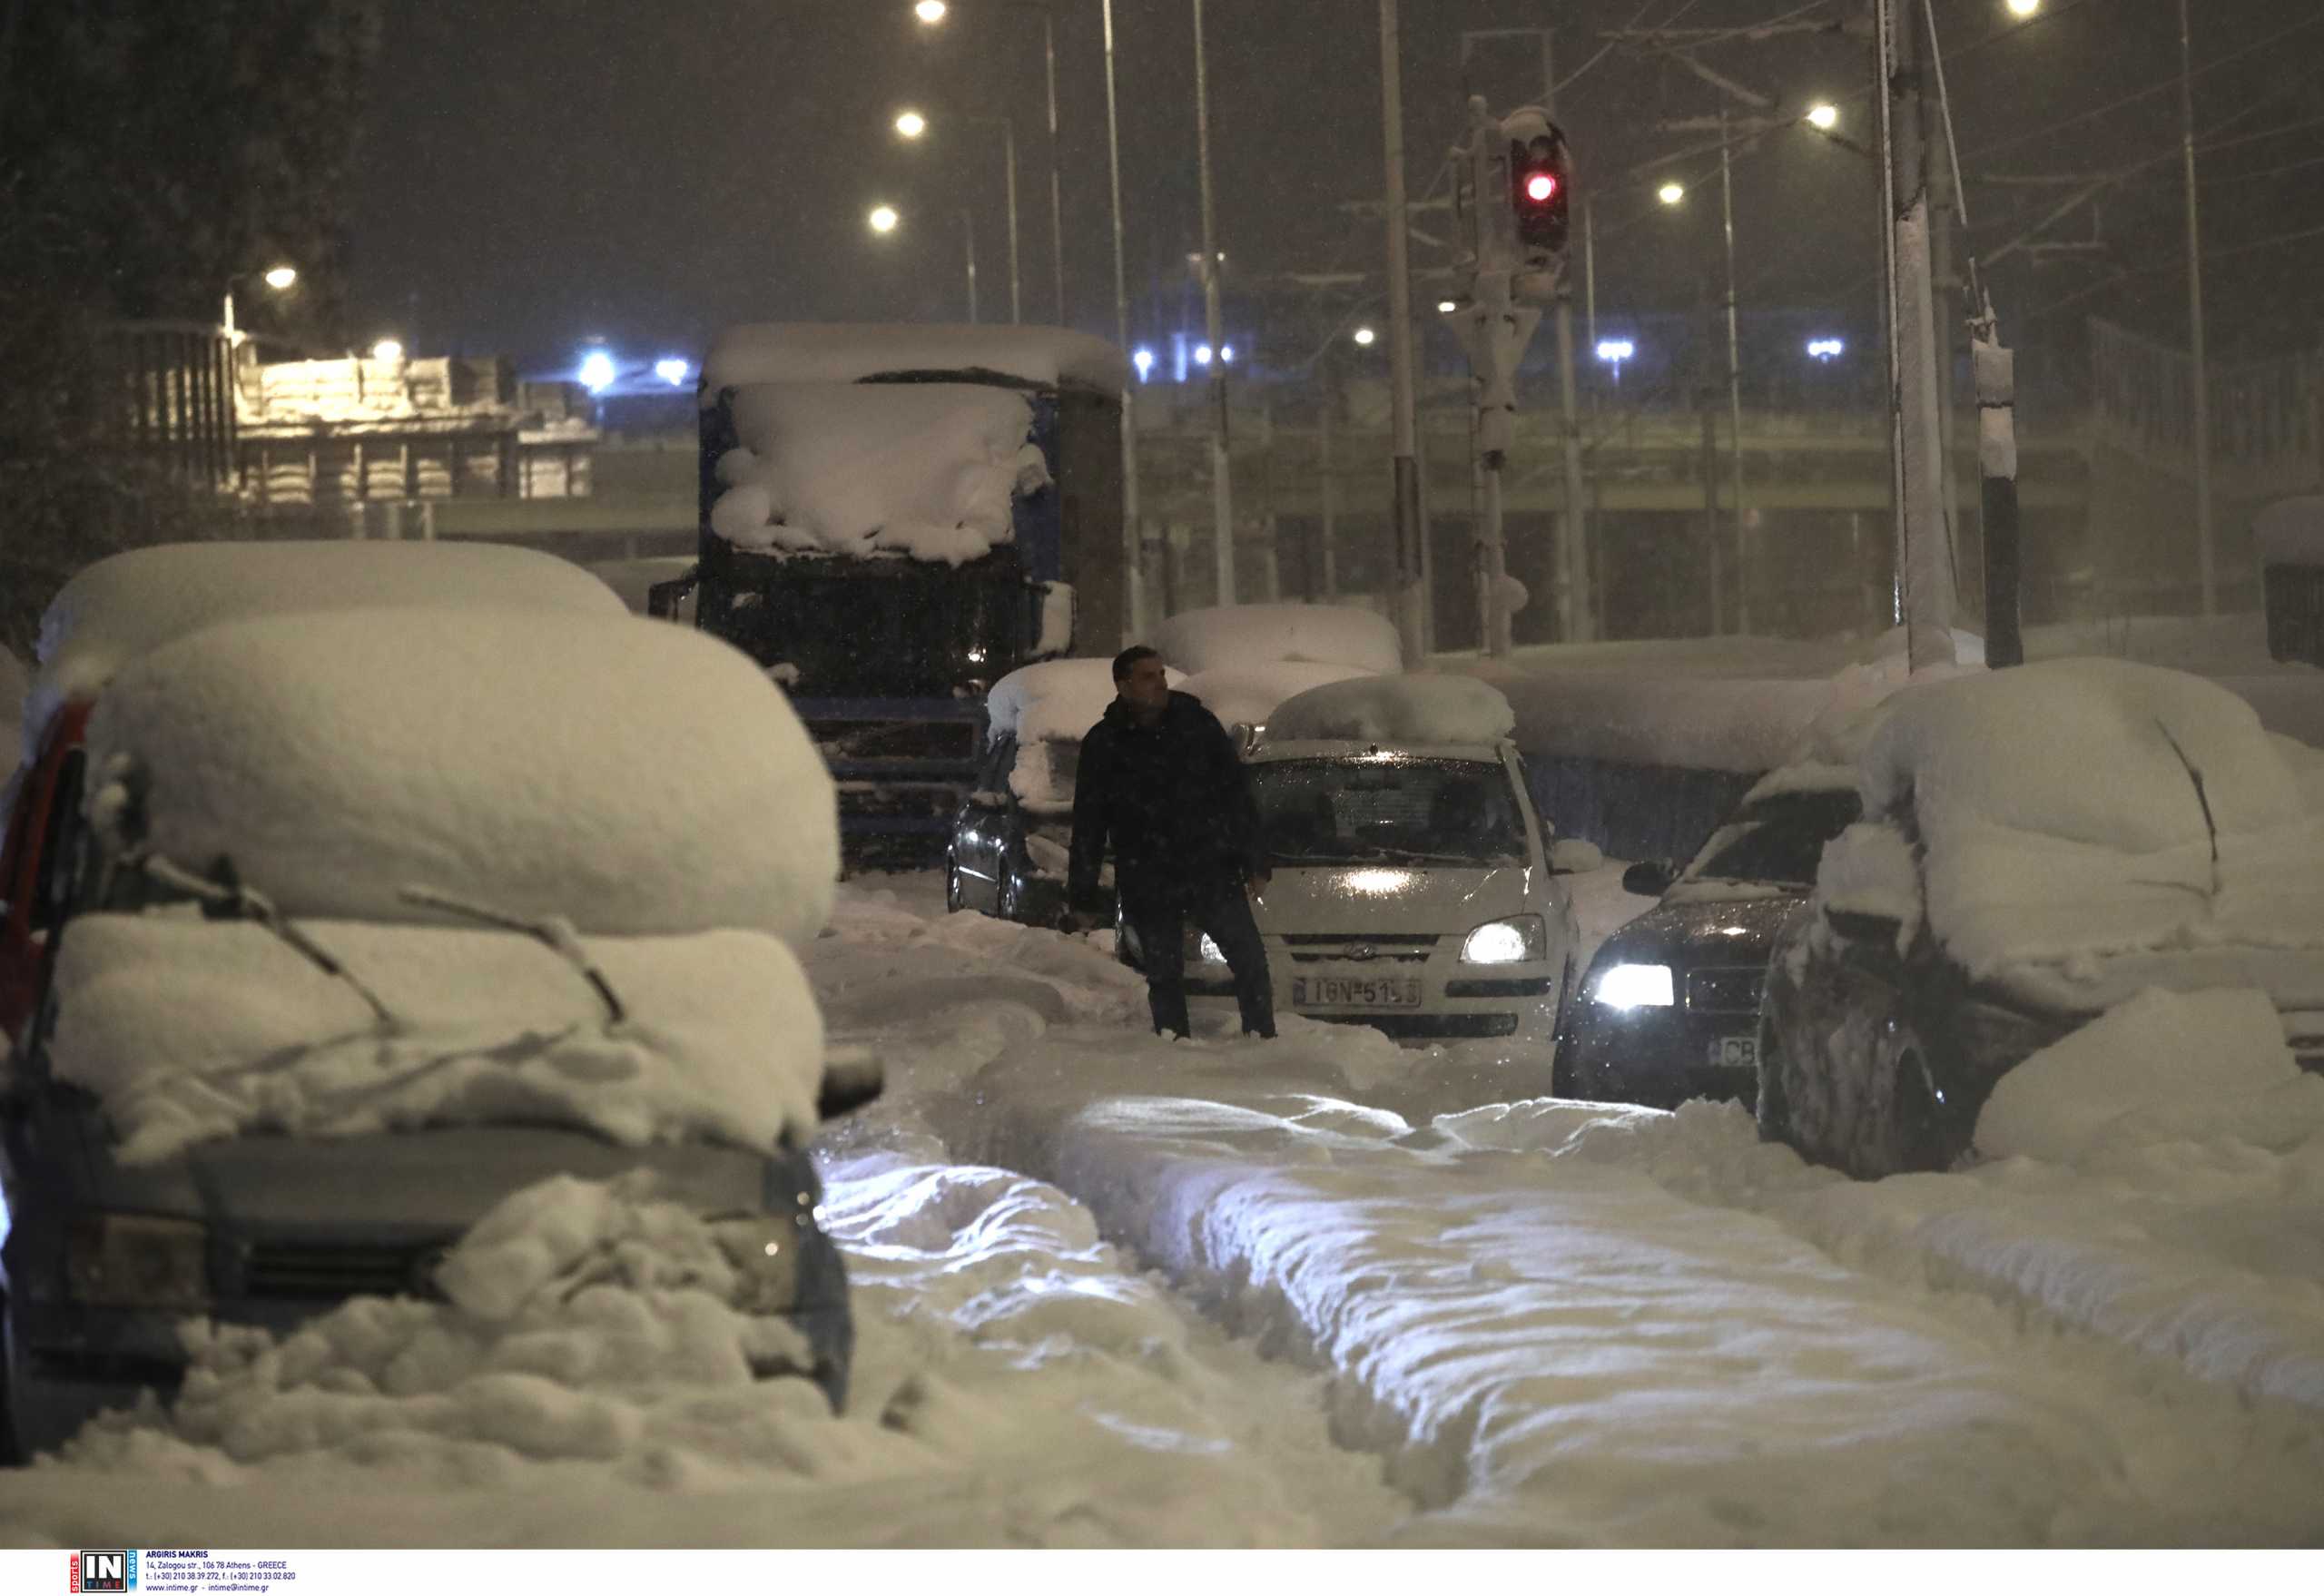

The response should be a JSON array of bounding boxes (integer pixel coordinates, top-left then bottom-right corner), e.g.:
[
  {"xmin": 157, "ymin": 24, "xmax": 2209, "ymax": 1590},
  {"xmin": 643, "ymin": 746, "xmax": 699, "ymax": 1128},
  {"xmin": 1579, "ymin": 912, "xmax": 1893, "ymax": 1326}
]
[
  {"xmin": 944, "ymin": 859, "xmax": 965, "ymax": 914},
  {"xmin": 1861, "ymin": 1024, "xmax": 1952, "ymax": 1177}
]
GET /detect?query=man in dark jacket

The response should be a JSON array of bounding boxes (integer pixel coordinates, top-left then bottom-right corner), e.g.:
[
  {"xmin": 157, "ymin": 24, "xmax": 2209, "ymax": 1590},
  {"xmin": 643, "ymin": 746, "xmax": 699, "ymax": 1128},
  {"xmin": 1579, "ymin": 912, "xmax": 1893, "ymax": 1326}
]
[{"xmin": 1068, "ymin": 645, "xmax": 1275, "ymax": 1039}]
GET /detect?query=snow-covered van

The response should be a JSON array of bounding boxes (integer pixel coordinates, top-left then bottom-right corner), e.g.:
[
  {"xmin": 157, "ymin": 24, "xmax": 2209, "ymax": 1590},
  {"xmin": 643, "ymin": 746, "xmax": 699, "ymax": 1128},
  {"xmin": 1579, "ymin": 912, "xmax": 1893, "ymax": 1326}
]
[
  {"xmin": 1144, "ymin": 675, "xmax": 1600, "ymax": 1048},
  {"xmin": 1, "ymin": 590, "xmax": 867, "ymax": 1458}
]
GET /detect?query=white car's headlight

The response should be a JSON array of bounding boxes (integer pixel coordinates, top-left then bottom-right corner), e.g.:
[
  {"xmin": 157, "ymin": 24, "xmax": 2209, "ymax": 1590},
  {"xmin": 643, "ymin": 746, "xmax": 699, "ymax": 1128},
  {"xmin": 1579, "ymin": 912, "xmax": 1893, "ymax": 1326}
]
[
  {"xmin": 1462, "ymin": 915, "xmax": 1547, "ymax": 964},
  {"xmin": 1593, "ymin": 962, "xmax": 1676, "ymax": 1009},
  {"xmin": 65, "ymin": 1213, "xmax": 210, "ymax": 1310}
]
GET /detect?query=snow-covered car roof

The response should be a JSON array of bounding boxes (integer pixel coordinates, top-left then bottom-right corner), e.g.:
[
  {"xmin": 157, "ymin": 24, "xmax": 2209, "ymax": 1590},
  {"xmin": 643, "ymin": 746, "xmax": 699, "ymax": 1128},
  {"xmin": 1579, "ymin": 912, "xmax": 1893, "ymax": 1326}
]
[
  {"xmin": 707, "ymin": 383, "xmax": 1048, "ymax": 565},
  {"xmin": 1847, "ymin": 658, "xmax": 2324, "ymax": 996},
  {"xmin": 86, "ymin": 606, "xmax": 838, "ymax": 949},
  {"xmin": 703, "ymin": 323, "xmax": 1129, "ymax": 395},
  {"xmin": 1178, "ymin": 662, "xmax": 1376, "ymax": 733},
  {"xmin": 1154, "ymin": 603, "xmax": 1403, "ymax": 677},
  {"xmin": 26, "ymin": 540, "xmax": 625, "ymax": 754},
  {"xmin": 986, "ymin": 657, "xmax": 1184, "ymax": 747},
  {"xmin": 1265, "ymin": 674, "xmax": 1514, "ymax": 747}
]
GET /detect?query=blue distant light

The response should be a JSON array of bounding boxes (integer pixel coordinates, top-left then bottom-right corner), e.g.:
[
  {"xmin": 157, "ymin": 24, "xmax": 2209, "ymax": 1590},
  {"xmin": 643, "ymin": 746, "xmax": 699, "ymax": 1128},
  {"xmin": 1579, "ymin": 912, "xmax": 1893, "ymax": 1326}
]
[
  {"xmin": 578, "ymin": 350, "xmax": 617, "ymax": 392},
  {"xmin": 1133, "ymin": 347, "xmax": 1157, "ymax": 381},
  {"xmin": 1219, "ymin": 344, "xmax": 1236, "ymax": 364},
  {"xmin": 1194, "ymin": 343, "xmax": 1214, "ymax": 367},
  {"xmin": 1807, "ymin": 338, "xmax": 1846, "ymax": 361},
  {"xmin": 655, "ymin": 357, "xmax": 690, "ymax": 387},
  {"xmin": 1595, "ymin": 340, "xmax": 1636, "ymax": 363}
]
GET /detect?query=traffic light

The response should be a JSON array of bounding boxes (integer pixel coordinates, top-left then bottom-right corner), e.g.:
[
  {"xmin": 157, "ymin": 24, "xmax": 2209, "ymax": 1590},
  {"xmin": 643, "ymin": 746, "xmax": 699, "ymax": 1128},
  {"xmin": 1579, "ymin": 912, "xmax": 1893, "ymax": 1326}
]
[{"xmin": 1510, "ymin": 127, "xmax": 1571, "ymax": 259}]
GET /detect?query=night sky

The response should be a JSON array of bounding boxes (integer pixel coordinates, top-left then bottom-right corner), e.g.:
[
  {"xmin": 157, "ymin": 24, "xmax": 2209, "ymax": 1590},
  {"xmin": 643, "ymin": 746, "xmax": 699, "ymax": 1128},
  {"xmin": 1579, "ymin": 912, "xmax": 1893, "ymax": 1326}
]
[{"xmin": 344, "ymin": 0, "xmax": 2323, "ymax": 378}]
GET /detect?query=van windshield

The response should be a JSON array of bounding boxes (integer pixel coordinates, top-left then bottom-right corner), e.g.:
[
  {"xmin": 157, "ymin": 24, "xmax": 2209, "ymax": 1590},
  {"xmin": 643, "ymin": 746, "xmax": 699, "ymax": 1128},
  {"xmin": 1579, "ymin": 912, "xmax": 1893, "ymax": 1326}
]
[{"xmin": 1253, "ymin": 756, "xmax": 1527, "ymax": 866}]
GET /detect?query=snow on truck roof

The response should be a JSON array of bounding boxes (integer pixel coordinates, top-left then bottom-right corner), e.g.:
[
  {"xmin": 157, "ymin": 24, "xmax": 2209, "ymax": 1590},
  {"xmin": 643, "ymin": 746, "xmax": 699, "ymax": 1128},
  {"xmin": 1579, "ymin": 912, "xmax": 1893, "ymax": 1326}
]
[
  {"xmin": 25, "ymin": 541, "xmax": 625, "ymax": 757},
  {"xmin": 703, "ymin": 323, "xmax": 1130, "ymax": 395},
  {"xmin": 87, "ymin": 606, "xmax": 839, "ymax": 951}
]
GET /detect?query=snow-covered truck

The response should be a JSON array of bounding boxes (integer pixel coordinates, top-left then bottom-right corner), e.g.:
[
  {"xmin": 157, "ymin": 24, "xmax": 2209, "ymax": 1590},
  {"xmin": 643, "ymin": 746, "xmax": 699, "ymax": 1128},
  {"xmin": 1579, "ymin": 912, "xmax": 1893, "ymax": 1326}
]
[{"xmin": 655, "ymin": 325, "xmax": 1128, "ymax": 857}]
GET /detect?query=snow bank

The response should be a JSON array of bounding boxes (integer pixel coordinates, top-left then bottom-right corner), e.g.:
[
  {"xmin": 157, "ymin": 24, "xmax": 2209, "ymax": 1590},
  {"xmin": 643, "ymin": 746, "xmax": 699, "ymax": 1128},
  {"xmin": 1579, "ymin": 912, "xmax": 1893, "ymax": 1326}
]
[
  {"xmin": 1857, "ymin": 659, "xmax": 2324, "ymax": 986},
  {"xmin": 1974, "ymin": 987, "xmax": 2322, "ymax": 1165},
  {"xmin": 1154, "ymin": 604, "xmax": 1402, "ymax": 677},
  {"xmin": 51, "ymin": 915, "xmax": 826, "ymax": 1164},
  {"xmin": 1265, "ymin": 673, "xmax": 1514, "ymax": 746},
  {"xmin": 88, "ymin": 608, "xmax": 838, "ymax": 948},
  {"xmin": 985, "ymin": 657, "xmax": 1180, "ymax": 748},
  {"xmin": 710, "ymin": 383, "xmax": 1047, "ymax": 565},
  {"xmin": 2255, "ymin": 496, "xmax": 2324, "ymax": 568},
  {"xmin": 27, "ymin": 541, "xmax": 625, "ymax": 755},
  {"xmin": 704, "ymin": 323, "xmax": 1129, "ymax": 396},
  {"xmin": 1177, "ymin": 662, "xmax": 1374, "ymax": 732}
]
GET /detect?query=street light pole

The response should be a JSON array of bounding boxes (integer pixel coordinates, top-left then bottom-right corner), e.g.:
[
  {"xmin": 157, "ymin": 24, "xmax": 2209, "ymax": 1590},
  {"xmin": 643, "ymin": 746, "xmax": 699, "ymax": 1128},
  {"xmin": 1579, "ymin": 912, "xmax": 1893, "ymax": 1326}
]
[
  {"xmin": 963, "ymin": 209, "xmax": 980, "ymax": 323},
  {"xmin": 1380, "ymin": 0, "xmax": 1424, "ymax": 663},
  {"xmin": 1039, "ymin": 5, "xmax": 1066, "ymax": 324},
  {"xmin": 1193, "ymin": 0, "xmax": 1235, "ymax": 606},
  {"xmin": 1000, "ymin": 115, "xmax": 1022, "ymax": 324},
  {"xmin": 1719, "ymin": 103, "xmax": 1750, "ymax": 635},
  {"xmin": 1102, "ymin": 0, "xmax": 1143, "ymax": 638},
  {"xmin": 2179, "ymin": 0, "xmax": 2214, "ymax": 616}
]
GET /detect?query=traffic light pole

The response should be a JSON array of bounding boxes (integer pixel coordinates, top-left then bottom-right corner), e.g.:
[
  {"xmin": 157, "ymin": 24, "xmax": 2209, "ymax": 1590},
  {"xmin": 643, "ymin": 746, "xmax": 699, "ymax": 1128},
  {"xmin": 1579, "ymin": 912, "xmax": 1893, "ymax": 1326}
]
[{"xmin": 1380, "ymin": 0, "xmax": 1424, "ymax": 662}]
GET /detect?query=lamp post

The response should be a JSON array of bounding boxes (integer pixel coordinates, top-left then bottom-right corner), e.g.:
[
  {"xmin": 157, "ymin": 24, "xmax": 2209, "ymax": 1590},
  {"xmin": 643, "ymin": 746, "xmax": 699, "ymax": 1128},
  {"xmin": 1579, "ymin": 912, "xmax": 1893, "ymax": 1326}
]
[
  {"xmin": 913, "ymin": 0, "xmax": 1063, "ymax": 324},
  {"xmin": 1194, "ymin": 0, "xmax": 1234, "ymax": 605},
  {"xmin": 894, "ymin": 105, "xmax": 1021, "ymax": 323},
  {"xmin": 222, "ymin": 263, "xmax": 297, "ymax": 343}
]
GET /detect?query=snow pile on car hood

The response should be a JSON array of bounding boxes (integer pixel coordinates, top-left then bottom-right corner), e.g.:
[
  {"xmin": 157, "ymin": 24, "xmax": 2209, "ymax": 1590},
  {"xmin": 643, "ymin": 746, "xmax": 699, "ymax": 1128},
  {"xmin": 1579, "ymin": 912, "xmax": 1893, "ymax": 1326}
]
[
  {"xmin": 87, "ymin": 608, "xmax": 838, "ymax": 948},
  {"xmin": 1154, "ymin": 604, "xmax": 1403, "ymax": 677},
  {"xmin": 25, "ymin": 541, "xmax": 625, "ymax": 761},
  {"xmin": 1178, "ymin": 662, "xmax": 1375, "ymax": 733},
  {"xmin": 986, "ymin": 658, "xmax": 1182, "ymax": 748},
  {"xmin": 1266, "ymin": 674, "xmax": 1513, "ymax": 746},
  {"xmin": 707, "ymin": 383, "xmax": 1049, "ymax": 566},
  {"xmin": 51, "ymin": 915, "xmax": 826, "ymax": 1164},
  {"xmin": 1856, "ymin": 658, "xmax": 2324, "ymax": 992},
  {"xmin": 704, "ymin": 322, "xmax": 1129, "ymax": 393}
]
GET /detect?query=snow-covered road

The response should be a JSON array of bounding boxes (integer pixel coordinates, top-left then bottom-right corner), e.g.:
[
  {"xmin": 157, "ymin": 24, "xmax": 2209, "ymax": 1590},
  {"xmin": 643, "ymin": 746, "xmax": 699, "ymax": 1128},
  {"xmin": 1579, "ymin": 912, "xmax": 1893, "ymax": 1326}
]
[{"xmin": 5, "ymin": 871, "xmax": 2320, "ymax": 1547}]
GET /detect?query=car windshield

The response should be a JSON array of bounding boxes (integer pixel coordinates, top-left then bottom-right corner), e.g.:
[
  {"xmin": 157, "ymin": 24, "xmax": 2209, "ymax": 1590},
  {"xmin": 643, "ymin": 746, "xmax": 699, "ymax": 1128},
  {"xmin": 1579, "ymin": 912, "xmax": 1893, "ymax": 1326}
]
[
  {"xmin": 1252, "ymin": 756, "xmax": 1526, "ymax": 865},
  {"xmin": 1685, "ymin": 789, "xmax": 1862, "ymax": 887}
]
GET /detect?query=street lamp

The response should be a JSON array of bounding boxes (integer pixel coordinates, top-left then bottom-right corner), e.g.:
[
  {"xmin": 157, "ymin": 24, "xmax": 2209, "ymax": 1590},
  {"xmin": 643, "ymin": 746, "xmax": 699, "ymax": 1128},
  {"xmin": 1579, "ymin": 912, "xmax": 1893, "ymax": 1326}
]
[
  {"xmin": 914, "ymin": 0, "xmax": 948, "ymax": 22},
  {"xmin": 1807, "ymin": 338, "xmax": 1846, "ymax": 361},
  {"xmin": 1352, "ymin": 326, "xmax": 1377, "ymax": 348},
  {"xmin": 369, "ymin": 338, "xmax": 404, "ymax": 362},
  {"xmin": 892, "ymin": 107, "xmax": 1022, "ymax": 322},
  {"xmin": 1807, "ymin": 103, "xmax": 1838, "ymax": 131},
  {"xmin": 868, "ymin": 203, "xmax": 901, "ymax": 234},
  {"xmin": 894, "ymin": 109, "xmax": 927, "ymax": 139},
  {"xmin": 222, "ymin": 262, "xmax": 298, "ymax": 342},
  {"xmin": 1437, "ymin": 300, "xmax": 1459, "ymax": 314},
  {"xmin": 1657, "ymin": 181, "xmax": 1687, "ymax": 206},
  {"xmin": 2005, "ymin": 0, "xmax": 2039, "ymax": 16}
]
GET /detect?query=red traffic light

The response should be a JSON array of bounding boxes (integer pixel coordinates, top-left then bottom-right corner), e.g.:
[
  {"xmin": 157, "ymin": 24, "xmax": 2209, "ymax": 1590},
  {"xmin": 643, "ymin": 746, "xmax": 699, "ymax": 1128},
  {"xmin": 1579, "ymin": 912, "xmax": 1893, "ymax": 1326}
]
[{"xmin": 1524, "ymin": 172, "xmax": 1558, "ymax": 203}]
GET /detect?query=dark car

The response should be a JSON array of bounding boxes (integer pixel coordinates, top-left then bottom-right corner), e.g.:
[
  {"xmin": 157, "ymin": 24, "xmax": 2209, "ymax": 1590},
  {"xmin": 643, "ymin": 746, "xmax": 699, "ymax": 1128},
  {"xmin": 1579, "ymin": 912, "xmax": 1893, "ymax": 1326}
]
[
  {"xmin": 1757, "ymin": 662, "xmax": 2324, "ymax": 1179},
  {"xmin": 1557, "ymin": 783, "xmax": 1859, "ymax": 1108},
  {"xmin": 946, "ymin": 729, "xmax": 1082, "ymax": 929}
]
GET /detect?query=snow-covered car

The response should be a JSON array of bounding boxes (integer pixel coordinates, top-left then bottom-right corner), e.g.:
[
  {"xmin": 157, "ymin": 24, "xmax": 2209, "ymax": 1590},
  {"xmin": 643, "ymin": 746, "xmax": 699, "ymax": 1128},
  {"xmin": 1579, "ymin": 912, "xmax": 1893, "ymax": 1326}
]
[
  {"xmin": 1, "ymin": 604, "xmax": 866, "ymax": 1459},
  {"xmin": 1559, "ymin": 781, "xmax": 1859, "ymax": 1109},
  {"xmin": 1126, "ymin": 675, "xmax": 1600, "ymax": 1047},
  {"xmin": 1758, "ymin": 660, "xmax": 2324, "ymax": 1178}
]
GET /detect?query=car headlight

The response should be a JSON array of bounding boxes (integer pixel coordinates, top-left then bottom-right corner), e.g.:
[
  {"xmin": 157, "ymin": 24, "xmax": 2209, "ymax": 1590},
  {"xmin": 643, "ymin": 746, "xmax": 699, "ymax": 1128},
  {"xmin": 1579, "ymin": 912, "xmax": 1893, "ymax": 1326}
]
[
  {"xmin": 1592, "ymin": 962, "xmax": 1676, "ymax": 1010},
  {"xmin": 65, "ymin": 1214, "xmax": 210, "ymax": 1310},
  {"xmin": 1461, "ymin": 915, "xmax": 1547, "ymax": 964},
  {"xmin": 1184, "ymin": 929, "xmax": 1226, "ymax": 966}
]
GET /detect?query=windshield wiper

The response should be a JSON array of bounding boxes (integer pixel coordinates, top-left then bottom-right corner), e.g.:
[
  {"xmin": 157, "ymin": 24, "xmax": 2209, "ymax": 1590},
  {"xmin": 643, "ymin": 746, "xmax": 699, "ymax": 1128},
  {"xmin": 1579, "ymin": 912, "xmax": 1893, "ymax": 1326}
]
[
  {"xmin": 140, "ymin": 852, "xmax": 398, "ymax": 1030},
  {"xmin": 399, "ymin": 885, "xmax": 627, "ymax": 1025}
]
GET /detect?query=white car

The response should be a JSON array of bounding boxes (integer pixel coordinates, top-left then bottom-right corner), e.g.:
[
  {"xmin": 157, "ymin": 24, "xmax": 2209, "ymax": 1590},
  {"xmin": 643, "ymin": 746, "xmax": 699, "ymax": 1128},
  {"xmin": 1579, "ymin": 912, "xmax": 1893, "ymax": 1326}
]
[{"xmin": 1129, "ymin": 728, "xmax": 1599, "ymax": 1049}]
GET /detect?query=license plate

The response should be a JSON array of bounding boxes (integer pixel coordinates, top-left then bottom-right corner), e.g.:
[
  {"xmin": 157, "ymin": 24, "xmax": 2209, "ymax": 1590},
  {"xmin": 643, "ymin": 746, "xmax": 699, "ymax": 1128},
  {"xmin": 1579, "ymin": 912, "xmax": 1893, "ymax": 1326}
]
[
  {"xmin": 1709, "ymin": 1035, "xmax": 1758, "ymax": 1070},
  {"xmin": 1295, "ymin": 976, "xmax": 1423, "ymax": 1009}
]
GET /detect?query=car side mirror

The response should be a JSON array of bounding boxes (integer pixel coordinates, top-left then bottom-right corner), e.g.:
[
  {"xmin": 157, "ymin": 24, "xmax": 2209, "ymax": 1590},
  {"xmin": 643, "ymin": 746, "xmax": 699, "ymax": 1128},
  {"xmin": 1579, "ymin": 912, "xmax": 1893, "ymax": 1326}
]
[
  {"xmin": 1621, "ymin": 859, "xmax": 1676, "ymax": 897},
  {"xmin": 1549, "ymin": 838, "xmax": 1604, "ymax": 875}
]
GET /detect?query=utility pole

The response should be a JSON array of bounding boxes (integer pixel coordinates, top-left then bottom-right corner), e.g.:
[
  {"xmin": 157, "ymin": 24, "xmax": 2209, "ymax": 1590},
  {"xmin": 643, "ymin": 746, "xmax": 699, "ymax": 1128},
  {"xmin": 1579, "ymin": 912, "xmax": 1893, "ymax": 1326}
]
[
  {"xmin": 1001, "ymin": 115, "xmax": 1022, "ymax": 324},
  {"xmin": 1876, "ymin": 0, "xmax": 1957, "ymax": 670},
  {"xmin": 1038, "ymin": 4, "xmax": 1066, "ymax": 324},
  {"xmin": 2179, "ymin": 0, "xmax": 2214, "ymax": 616},
  {"xmin": 1194, "ymin": 0, "xmax": 1235, "ymax": 606},
  {"xmin": 1101, "ymin": 0, "xmax": 1143, "ymax": 639},
  {"xmin": 1718, "ymin": 103, "xmax": 1749, "ymax": 635},
  {"xmin": 962, "ymin": 209, "xmax": 980, "ymax": 324},
  {"xmin": 1380, "ymin": 0, "xmax": 1423, "ymax": 660}
]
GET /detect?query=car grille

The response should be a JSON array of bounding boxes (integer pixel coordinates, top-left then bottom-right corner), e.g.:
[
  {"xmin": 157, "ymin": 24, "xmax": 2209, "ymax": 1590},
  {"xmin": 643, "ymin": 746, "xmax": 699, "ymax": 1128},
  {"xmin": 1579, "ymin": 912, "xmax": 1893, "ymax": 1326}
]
[
  {"xmin": 1684, "ymin": 965, "xmax": 1766, "ymax": 1016},
  {"xmin": 1283, "ymin": 933, "xmax": 1438, "ymax": 964},
  {"xmin": 240, "ymin": 1238, "xmax": 452, "ymax": 1302}
]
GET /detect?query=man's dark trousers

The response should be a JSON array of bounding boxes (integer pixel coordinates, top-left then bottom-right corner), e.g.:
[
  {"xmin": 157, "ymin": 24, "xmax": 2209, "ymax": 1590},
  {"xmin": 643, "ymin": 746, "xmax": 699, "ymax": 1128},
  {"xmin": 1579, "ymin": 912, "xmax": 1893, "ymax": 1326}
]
[{"xmin": 1128, "ymin": 881, "xmax": 1275, "ymax": 1039}]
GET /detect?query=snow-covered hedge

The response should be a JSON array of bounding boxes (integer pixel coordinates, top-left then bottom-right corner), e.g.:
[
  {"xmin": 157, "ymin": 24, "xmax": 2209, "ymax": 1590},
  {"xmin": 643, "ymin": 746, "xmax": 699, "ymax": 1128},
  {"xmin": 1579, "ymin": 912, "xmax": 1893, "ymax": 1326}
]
[
  {"xmin": 1265, "ymin": 673, "xmax": 1514, "ymax": 746},
  {"xmin": 87, "ymin": 607, "xmax": 839, "ymax": 948}
]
